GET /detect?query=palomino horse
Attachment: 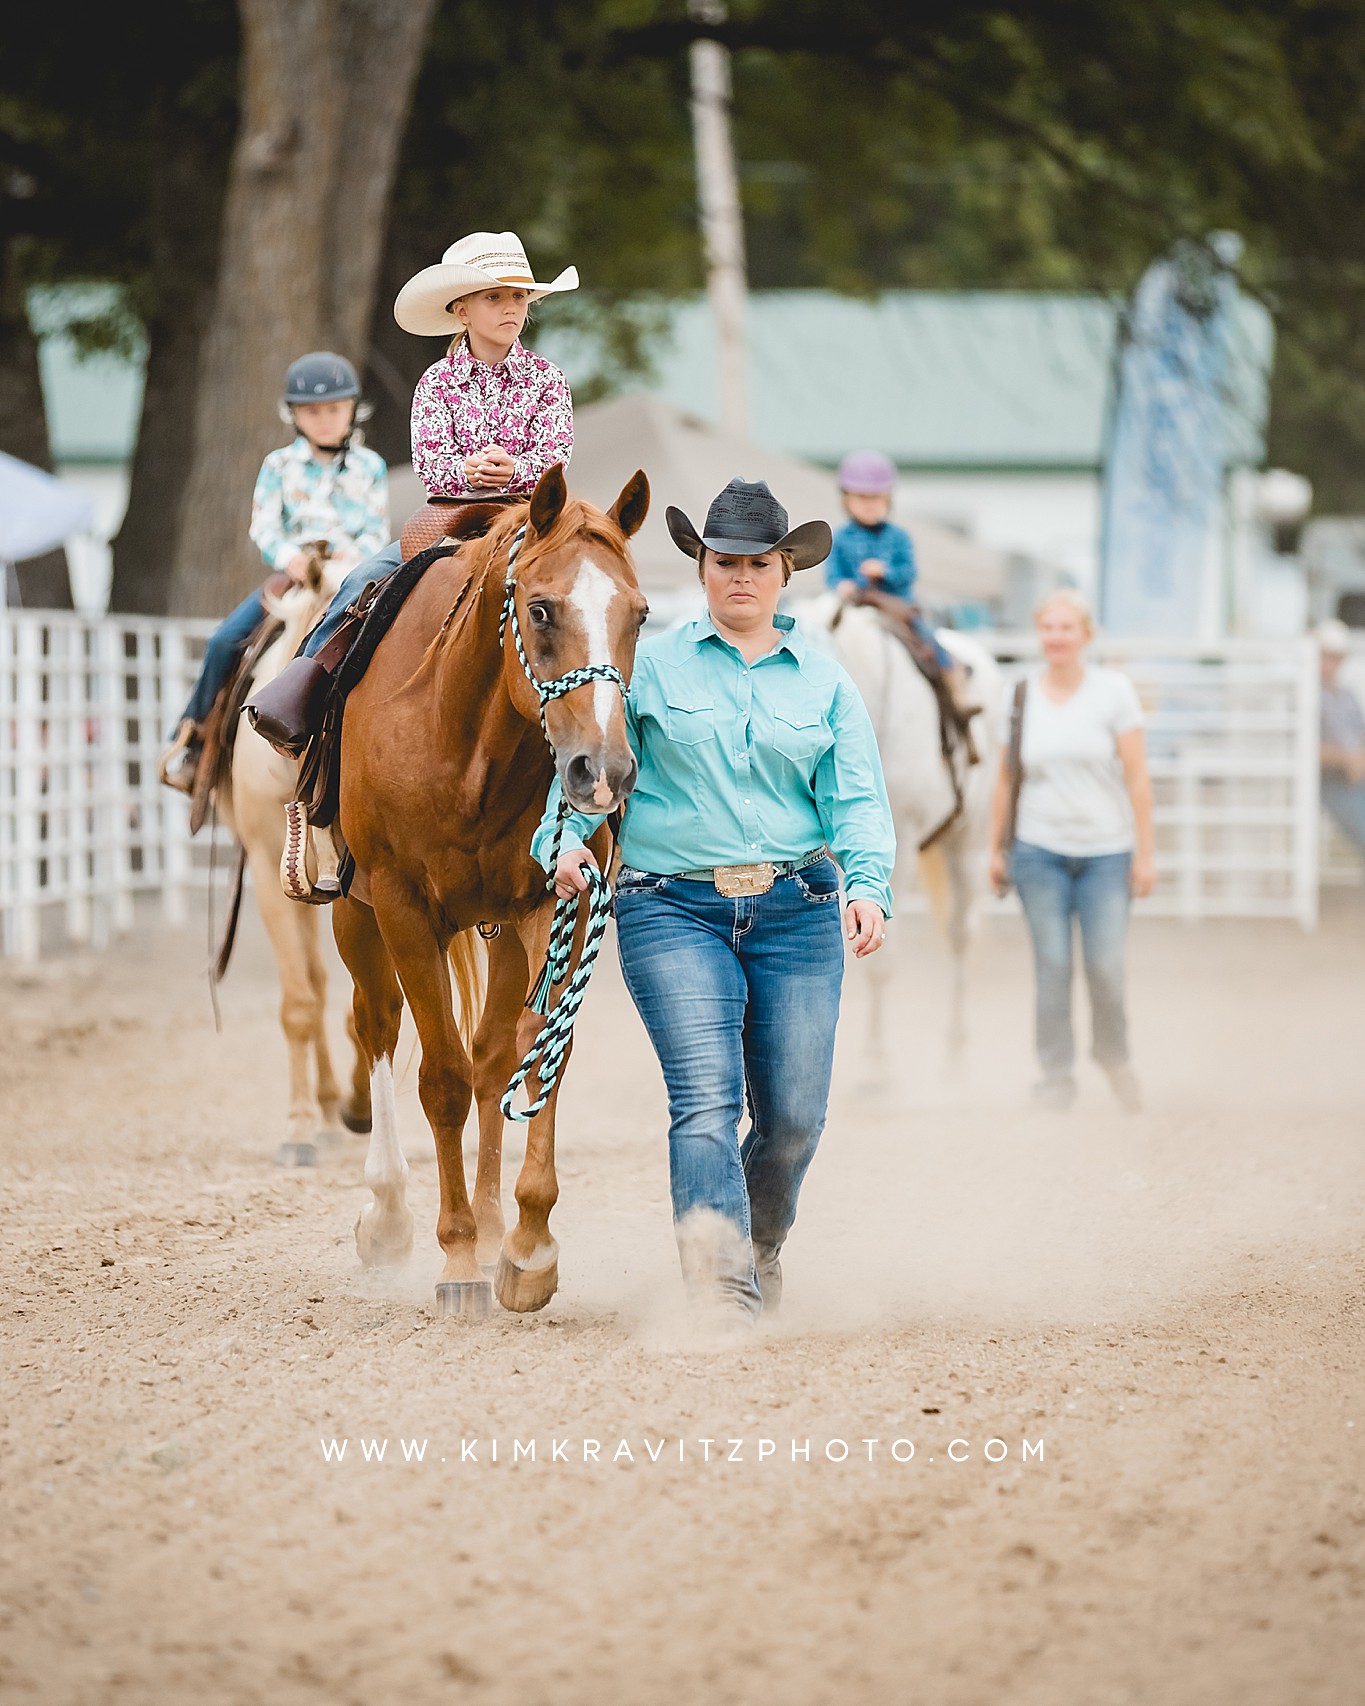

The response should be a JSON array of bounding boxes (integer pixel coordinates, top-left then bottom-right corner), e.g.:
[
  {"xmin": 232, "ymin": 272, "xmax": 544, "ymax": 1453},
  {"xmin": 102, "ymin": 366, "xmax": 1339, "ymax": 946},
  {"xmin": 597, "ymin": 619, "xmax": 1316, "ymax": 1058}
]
[
  {"xmin": 795, "ymin": 591, "xmax": 1004, "ymax": 1061},
  {"xmin": 218, "ymin": 546, "xmax": 365, "ymax": 1165},
  {"xmin": 331, "ymin": 465, "xmax": 649, "ymax": 1318}
]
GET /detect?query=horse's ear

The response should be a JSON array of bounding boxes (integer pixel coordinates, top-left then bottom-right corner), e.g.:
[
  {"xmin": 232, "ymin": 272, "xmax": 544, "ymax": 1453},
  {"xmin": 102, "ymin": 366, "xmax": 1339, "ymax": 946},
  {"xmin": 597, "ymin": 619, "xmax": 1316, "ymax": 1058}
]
[
  {"xmin": 305, "ymin": 546, "xmax": 324, "ymax": 591},
  {"xmin": 528, "ymin": 463, "xmax": 568, "ymax": 536},
  {"xmin": 608, "ymin": 469, "xmax": 650, "ymax": 539}
]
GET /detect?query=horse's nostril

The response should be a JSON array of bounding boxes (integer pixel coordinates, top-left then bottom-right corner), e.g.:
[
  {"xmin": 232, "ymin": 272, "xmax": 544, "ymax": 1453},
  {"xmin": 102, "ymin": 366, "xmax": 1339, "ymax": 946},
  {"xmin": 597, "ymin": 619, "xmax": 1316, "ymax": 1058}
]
[
  {"xmin": 564, "ymin": 755, "xmax": 595, "ymax": 798},
  {"xmin": 565, "ymin": 751, "xmax": 636, "ymax": 805}
]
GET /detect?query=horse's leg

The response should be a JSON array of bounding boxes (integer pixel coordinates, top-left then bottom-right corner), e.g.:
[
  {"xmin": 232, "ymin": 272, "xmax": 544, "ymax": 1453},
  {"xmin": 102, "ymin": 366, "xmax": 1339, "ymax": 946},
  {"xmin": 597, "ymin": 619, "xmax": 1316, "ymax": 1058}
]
[
  {"xmin": 301, "ymin": 907, "xmax": 342, "ymax": 1132},
  {"xmin": 333, "ymin": 895, "xmax": 411, "ymax": 1264},
  {"xmin": 469, "ymin": 928, "xmax": 531, "ymax": 1272},
  {"xmin": 340, "ymin": 1008, "xmax": 372, "ymax": 1133},
  {"xmin": 495, "ymin": 902, "xmax": 569, "ymax": 1314},
  {"xmin": 245, "ymin": 842, "xmax": 331, "ymax": 1167},
  {"xmin": 942, "ymin": 826, "xmax": 974, "ymax": 1063},
  {"xmin": 370, "ymin": 885, "xmax": 490, "ymax": 1317}
]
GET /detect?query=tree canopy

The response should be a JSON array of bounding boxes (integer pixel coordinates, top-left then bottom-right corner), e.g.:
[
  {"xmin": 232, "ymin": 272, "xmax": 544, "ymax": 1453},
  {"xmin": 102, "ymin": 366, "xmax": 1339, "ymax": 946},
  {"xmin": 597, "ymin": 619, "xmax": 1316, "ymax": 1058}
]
[{"xmin": 3, "ymin": 0, "xmax": 1365, "ymax": 608}]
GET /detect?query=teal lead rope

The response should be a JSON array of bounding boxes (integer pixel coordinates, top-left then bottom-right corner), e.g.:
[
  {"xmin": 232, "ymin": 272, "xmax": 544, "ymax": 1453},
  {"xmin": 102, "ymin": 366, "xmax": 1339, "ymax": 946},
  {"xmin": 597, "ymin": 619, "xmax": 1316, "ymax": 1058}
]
[{"xmin": 496, "ymin": 525, "xmax": 623, "ymax": 1123}]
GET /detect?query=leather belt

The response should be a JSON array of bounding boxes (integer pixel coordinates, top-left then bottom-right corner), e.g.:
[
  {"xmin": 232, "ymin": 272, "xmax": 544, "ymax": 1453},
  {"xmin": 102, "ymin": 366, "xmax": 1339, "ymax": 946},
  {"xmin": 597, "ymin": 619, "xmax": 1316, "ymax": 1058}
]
[{"xmin": 674, "ymin": 847, "xmax": 828, "ymax": 897}]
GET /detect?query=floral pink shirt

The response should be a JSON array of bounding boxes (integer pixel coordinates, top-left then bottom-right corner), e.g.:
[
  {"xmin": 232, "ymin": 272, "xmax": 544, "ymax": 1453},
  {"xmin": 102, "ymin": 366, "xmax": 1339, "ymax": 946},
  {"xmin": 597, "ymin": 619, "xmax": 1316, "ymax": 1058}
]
[{"xmin": 409, "ymin": 338, "xmax": 574, "ymax": 498}]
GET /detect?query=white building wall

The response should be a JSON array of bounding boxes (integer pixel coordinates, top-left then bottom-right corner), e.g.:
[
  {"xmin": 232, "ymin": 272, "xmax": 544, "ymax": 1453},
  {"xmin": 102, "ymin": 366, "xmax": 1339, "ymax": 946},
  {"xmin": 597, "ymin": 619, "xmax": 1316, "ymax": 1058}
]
[{"xmin": 894, "ymin": 470, "xmax": 1102, "ymax": 590}]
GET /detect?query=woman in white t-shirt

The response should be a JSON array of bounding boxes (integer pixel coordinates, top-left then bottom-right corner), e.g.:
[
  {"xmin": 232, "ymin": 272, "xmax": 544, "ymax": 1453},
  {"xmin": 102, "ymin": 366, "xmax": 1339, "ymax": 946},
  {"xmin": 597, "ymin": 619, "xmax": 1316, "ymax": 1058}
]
[{"xmin": 988, "ymin": 590, "xmax": 1155, "ymax": 1111}]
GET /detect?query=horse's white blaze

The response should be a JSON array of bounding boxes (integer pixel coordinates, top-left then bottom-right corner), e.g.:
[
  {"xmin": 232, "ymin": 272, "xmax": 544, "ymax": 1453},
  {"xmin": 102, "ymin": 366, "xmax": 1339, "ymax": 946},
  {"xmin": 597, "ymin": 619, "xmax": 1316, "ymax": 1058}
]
[
  {"xmin": 568, "ymin": 556, "xmax": 620, "ymax": 736},
  {"xmin": 364, "ymin": 1055, "xmax": 407, "ymax": 1194}
]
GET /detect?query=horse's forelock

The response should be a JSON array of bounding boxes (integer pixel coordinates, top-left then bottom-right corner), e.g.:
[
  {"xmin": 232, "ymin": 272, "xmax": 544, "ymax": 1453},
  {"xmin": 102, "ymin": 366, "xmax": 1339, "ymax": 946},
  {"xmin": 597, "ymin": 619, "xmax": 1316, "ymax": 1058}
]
[{"xmin": 470, "ymin": 496, "xmax": 632, "ymax": 589}]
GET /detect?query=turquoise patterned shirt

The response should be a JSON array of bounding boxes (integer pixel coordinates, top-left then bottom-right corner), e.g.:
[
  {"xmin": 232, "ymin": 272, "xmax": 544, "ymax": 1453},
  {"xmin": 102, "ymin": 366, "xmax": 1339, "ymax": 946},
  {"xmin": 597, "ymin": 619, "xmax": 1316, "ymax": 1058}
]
[
  {"xmin": 249, "ymin": 436, "xmax": 389, "ymax": 572},
  {"xmin": 531, "ymin": 613, "xmax": 896, "ymax": 915}
]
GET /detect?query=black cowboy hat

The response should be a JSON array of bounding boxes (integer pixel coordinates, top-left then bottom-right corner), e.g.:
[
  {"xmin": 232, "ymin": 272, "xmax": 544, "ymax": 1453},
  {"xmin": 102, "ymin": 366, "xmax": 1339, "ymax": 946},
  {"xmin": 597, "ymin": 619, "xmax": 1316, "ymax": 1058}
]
[{"xmin": 665, "ymin": 478, "xmax": 832, "ymax": 571}]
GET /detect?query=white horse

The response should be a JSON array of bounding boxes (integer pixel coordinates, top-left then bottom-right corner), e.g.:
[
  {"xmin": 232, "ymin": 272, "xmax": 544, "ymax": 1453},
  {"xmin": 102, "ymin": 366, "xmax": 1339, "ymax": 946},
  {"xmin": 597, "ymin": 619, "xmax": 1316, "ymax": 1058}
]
[
  {"xmin": 795, "ymin": 591, "xmax": 1004, "ymax": 1061},
  {"xmin": 216, "ymin": 551, "xmax": 368, "ymax": 1165}
]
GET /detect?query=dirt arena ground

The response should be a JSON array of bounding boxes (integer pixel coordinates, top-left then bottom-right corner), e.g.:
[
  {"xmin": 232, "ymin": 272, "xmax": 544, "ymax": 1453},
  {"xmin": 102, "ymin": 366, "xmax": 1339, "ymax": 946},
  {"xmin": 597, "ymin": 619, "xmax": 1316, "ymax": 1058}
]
[{"xmin": 2, "ymin": 889, "xmax": 1362, "ymax": 1705}]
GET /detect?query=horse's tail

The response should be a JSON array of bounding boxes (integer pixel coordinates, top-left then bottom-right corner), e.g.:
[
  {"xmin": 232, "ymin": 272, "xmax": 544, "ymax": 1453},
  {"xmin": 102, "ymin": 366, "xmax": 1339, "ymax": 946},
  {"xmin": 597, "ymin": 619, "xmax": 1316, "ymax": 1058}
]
[
  {"xmin": 917, "ymin": 839, "xmax": 953, "ymax": 938},
  {"xmin": 448, "ymin": 927, "xmax": 488, "ymax": 1054}
]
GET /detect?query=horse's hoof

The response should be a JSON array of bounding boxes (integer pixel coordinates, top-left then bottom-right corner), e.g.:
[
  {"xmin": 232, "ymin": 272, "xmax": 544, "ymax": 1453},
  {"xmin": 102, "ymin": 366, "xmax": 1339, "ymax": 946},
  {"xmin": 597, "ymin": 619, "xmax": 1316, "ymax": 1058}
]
[
  {"xmin": 339, "ymin": 1103, "xmax": 372, "ymax": 1134},
  {"xmin": 274, "ymin": 1140, "xmax": 317, "ymax": 1168},
  {"xmin": 494, "ymin": 1251, "xmax": 558, "ymax": 1314},
  {"xmin": 435, "ymin": 1280, "xmax": 493, "ymax": 1320},
  {"xmin": 354, "ymin": 1210, "xmax": 412, "ymax": 1266}
]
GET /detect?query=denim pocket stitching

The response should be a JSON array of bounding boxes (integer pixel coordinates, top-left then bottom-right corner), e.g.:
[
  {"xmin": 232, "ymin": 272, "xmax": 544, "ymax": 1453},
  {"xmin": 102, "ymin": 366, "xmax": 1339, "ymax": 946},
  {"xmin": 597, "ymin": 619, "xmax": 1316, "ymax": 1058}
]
[
  {"xmin": 793, "ymin": 865, "xmax": 841, "ymax": 903},
  {"xmin": 614, "ymin": 872, "xmax": 669, "ymax": 894}
]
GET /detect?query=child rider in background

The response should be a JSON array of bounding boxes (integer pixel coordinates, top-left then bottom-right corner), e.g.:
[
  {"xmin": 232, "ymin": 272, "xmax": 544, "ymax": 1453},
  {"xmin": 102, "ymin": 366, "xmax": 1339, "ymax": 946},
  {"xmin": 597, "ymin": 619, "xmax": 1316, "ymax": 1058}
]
[
  {"xmin": 158, "ymin": 351, "xmax": 388, "ymax": 792},
  {"xmin": 827, "ymin": 449, "xmax": 975, "ymax": 721}
]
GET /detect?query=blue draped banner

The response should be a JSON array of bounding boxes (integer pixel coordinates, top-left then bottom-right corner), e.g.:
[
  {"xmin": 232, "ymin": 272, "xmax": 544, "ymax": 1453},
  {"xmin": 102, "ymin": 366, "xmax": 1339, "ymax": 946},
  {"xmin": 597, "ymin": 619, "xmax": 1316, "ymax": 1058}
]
[{"xmin": 1099, "ymin": 235, "xmax": 1249, "ymax": 637}]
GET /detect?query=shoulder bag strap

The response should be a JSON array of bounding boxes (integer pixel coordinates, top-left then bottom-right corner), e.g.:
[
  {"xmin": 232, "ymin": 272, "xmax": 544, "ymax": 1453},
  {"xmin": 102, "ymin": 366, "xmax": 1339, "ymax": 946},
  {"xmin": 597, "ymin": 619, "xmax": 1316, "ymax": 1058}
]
[{"xmin": 1001, "ymin": 676, "xmax": 1028, "ymax": 857}]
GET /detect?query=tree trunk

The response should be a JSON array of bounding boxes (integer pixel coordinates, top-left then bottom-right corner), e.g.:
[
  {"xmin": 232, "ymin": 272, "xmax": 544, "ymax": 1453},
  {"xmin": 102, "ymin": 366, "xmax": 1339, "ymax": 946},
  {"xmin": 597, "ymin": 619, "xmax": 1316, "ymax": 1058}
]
[
  {"xmin": 0, "ymin": 241, "xmax": 75, "ymax": 609},
  {"xmin": 167, "ymin": 0, "xmax": 436, "ymax": 617},
  {"xmin": 108, "ymin": 115, "xmax": 229, "ymax": 614},
  {"xmin": 362, "ymin": 222, "xmax": 434, "ymax": 468},
  {"xmin": 322, "ymin": 0, "xmax": 438, "ymax": 357}
]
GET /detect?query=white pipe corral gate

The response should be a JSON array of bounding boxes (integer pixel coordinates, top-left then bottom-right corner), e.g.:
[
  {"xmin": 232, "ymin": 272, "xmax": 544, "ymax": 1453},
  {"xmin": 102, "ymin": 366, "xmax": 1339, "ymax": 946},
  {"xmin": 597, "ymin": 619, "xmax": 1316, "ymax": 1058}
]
[
  {"xmin": 0, "ymin": 612, "xmax": 1334, "ymax": 959},
  {"xmin": 1, "ymin": 608, "xmax": 216, "ymax": 959},
  {"xmin": 984, "ymin": 633, "xmax": 1322, "ymax": 928}
]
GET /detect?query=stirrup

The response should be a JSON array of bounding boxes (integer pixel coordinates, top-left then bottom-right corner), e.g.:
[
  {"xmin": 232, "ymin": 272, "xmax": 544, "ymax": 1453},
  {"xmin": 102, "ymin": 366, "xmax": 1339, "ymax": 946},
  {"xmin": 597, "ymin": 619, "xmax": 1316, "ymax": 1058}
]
[
  {"xmin": 280, "ymin": 801, "xmax": 339, "ymax": 904},
  {"xmin": 158, "ymin": 721, "xmax": 200, "ymax": 793}
]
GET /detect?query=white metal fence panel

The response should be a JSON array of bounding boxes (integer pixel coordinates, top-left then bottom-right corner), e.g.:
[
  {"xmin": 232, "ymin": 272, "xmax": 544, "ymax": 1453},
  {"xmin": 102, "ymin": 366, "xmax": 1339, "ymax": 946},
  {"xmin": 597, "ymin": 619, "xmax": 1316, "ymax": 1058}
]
[
  {"xmin": 1, "ymin": 608, "xmax": 216, "ymax": 959},
  {"xmin": 984, "ymin": 634, "xmax": 1322, "ymax": 927},
  {"xmin": 0, "ymin": 613, "xmax": 1348, "ymax": 957}
]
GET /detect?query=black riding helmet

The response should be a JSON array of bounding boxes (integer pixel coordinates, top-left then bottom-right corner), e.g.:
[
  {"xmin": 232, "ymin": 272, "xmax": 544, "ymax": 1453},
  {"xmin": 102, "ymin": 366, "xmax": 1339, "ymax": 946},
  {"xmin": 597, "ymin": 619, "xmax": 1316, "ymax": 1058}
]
[
  {"xmin": 282, "ymin": 352, "xmax": 362, "ymax": 467},
  {"xmin": 283, "ymin": 351, "xmax": 360, "ymax": 404}
]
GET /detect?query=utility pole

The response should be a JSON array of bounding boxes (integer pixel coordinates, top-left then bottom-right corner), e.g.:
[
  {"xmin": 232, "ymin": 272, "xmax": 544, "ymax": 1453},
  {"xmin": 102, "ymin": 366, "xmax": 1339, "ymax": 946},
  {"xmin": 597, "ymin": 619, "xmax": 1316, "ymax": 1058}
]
[{"xmin": 688, "ymin": 0, "xmax": 749, "ymax": 438}]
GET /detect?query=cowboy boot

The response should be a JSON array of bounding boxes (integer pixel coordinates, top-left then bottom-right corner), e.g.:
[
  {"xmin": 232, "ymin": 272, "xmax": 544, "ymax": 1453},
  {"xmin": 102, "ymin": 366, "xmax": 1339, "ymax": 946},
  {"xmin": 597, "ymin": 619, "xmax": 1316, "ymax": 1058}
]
[
  {"xmin": 244, "ymin": 655, "xmax": 331, "ymax": 758},
  {"xmin": 158, "ymin": 720, "xmax": 202, "ymax": 794},
  {"xmin": 279, "ymin": 800, "xmax": 341, "ymax": 904}
]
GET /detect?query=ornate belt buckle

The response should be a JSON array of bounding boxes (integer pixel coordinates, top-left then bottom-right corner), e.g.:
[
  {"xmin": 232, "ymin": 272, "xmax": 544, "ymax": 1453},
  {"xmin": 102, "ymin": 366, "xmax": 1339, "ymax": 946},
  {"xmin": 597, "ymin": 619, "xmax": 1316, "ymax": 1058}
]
[{"xmin": 713, "ymin": 862, "xmax": 776, "ymax": 898}]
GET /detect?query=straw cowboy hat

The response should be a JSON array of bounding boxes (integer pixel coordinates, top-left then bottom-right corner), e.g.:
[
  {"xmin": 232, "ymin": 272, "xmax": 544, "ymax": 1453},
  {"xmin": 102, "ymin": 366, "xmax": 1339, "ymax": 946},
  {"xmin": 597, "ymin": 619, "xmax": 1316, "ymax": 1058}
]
[
  {"xmin": 666, "ymin": 477, "xmax": 832, "ymax": 570},
  {"xmin": 393, "ymin": 231, "xmax": 579, "ymax": 337}
]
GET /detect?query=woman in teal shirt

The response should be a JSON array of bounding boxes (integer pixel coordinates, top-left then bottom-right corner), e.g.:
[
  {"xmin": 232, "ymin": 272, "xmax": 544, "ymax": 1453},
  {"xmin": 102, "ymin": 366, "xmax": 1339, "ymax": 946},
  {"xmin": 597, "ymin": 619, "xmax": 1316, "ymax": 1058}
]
[{"xmin": 536, "ymin": 478, "xmax": 895, "ymax": 1323}]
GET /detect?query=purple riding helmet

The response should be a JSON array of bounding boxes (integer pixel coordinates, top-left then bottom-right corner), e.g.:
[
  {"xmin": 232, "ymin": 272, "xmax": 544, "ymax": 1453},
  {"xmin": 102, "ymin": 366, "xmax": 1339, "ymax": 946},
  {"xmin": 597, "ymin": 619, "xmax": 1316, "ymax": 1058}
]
[{"xmin": 837, "ymin": 449, "xmax": 896, "ymax": 494}]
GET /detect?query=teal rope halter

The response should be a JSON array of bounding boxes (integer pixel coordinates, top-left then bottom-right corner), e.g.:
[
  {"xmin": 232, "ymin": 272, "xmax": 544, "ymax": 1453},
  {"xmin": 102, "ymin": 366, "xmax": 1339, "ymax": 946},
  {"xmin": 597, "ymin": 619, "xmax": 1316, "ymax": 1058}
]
[{"xmin": 497, "ymin": 524, "xmax": 623, "ymax": 1122}]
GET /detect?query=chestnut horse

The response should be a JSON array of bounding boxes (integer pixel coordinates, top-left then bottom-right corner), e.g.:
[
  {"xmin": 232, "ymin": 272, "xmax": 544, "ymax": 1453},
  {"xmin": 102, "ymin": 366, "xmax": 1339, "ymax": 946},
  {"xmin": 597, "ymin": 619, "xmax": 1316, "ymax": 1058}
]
[{"xmin": 331, "ymin": 465, "xmax": 649, "ymax": 1317}]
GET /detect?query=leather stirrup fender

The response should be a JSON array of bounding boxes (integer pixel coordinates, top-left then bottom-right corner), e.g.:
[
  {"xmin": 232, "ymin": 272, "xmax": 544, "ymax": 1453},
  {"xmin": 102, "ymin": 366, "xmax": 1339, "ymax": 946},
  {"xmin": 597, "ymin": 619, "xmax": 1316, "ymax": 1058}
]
[{"xmin": 245, "ymin": 655, "xmax": 331, "ymax": 757}]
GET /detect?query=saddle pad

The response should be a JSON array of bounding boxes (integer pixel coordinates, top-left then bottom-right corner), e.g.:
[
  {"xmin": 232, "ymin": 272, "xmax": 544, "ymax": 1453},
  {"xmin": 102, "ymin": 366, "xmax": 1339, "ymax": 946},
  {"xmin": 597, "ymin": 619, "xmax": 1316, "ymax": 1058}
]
[{"xmin": 297, "ymin": 536, "xmax": 478, "ymax": 829}]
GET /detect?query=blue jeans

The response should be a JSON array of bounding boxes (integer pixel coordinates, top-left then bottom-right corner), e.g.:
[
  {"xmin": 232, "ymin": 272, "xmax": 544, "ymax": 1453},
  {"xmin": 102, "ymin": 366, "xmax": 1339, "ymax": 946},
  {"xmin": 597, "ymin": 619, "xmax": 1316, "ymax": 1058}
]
[
  {"xmin": 1012, "ymin": 841, "xmax": 1132, "ymax": 1082},
  {"xmin": 1322, "ymin": 777, "xmax": 1365, "ymax": 861},
  {"xmin": 180, "ymin": 587, "xmax": 266, "ymax": 728},
  {"xmin": 913, "ymin": 613, "xmax": 955, "ymax": 673},
  {"xmin": 300, "ymin": 541, "xmax": 402, "ymax": 658},
  {"xmin": 613, "ymin": 857, "xmax": 846, "ymax": 1315}
]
